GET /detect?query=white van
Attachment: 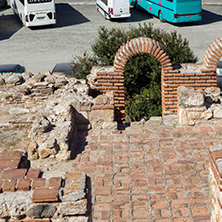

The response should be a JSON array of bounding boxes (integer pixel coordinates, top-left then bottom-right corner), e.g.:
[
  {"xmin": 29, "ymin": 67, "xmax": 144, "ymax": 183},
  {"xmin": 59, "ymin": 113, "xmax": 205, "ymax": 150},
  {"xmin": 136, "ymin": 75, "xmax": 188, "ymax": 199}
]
[
  {"xmin": 96, "ymin": 0, "xmax": 131, "ymax": 20},
  {"xmin": 10, "ymin": 0, "xmax": 56, "ymax": 27}
]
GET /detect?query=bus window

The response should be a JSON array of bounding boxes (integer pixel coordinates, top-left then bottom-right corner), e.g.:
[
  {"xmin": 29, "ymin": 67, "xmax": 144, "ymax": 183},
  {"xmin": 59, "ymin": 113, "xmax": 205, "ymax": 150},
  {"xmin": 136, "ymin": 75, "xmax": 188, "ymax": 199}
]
[
  {"xmin": 19, "ymin": 0, "xmax": 24, "ymax": 5},
  {"xmin": 28, "ymin": 0, "xmax": 52, "ymax": 4},
  {"xmin": 101, "ymin": 0, "xmax": 107, "ymax": 5}
]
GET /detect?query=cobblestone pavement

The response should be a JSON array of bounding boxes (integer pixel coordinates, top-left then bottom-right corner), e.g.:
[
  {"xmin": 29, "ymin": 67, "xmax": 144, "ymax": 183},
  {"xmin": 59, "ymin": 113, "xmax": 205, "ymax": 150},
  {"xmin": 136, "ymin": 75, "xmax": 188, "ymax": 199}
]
[{"xmin": 72, "ymin": 124, "xmax": 222, "ymax": 222}]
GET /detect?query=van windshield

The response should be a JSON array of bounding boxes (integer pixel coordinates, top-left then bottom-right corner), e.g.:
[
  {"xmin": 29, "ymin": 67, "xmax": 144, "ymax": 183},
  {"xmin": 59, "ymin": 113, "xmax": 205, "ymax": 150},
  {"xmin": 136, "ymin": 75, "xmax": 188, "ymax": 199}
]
[{"xmin": 28, "ymin": 0, "xmax": 51, "ymax": 4}]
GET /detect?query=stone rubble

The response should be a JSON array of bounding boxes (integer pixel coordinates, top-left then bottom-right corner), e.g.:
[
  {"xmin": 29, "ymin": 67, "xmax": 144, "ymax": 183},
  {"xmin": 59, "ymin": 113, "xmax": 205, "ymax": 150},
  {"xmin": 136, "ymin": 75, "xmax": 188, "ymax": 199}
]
[
  {"xmin": 0, "ymin": 71, "xmax": 115, "ymax": 160},
  {"xmin": 177, "ymin": 86, "xmax": 222, "ymax": 126},
  {"xmin": 0, "ymin": 150, "xmax": 89, "ymax": 222}
]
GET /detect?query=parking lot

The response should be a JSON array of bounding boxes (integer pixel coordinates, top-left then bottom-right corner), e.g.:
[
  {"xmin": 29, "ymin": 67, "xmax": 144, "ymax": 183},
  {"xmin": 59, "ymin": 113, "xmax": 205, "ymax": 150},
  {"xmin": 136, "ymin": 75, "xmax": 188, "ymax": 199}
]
[{"xmin": 0, "ymin": 3, "xmax": 222, "ymax": 73}]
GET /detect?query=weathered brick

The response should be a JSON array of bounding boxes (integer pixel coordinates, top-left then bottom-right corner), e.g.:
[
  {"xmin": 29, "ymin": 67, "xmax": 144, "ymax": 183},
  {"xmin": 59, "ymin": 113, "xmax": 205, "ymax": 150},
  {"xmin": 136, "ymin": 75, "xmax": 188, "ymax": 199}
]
[
  {"xmin": 0, "ymin": 150, "xmax": 24, "ymax": 160},
  {"xmin": 32, "ymin": 178, "xmax": 46, "ymax": 188},
  {"xmin": 32, "ymin": 187, "xmax": 59, "ymax": 202},
  {"xmin": 17, "ymin": 179, "xmax": 31, "ymax": 191},
  {"xmin": 26, "ymin": 168, "xmax": 41, "ymax": 179},
  {"xmin": 1, "ymin": 169, "xmax": 26, "ymax": 180},
  {"xmin": 48, "ymin": 177, "xmax": 62, "ymax": 188},
  {"xmin": 2, "ymin": 179, "xmax": 17, "ymax": 192},
  {"xmin": 0, "ymin": 159, "xmax": 21, "ymax": 169}
]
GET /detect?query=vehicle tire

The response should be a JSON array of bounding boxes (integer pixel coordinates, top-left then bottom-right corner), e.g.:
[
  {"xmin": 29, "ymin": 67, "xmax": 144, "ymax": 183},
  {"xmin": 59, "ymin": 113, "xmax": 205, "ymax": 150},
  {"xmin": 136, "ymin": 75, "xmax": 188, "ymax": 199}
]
[
  {"xmin": 96, "ymin": 4, "xmax": 99, "ymax": 11},
  {"xmin": 105, "ymin": 13, "xmax": 110, "ymax": 20},
  {"xmin": 158, "ymin": 11, "xmax": 165, "ymax": 22},
  {"xmin": 134, "ymin": 0, "xmax": 139, "ymax": 9}
]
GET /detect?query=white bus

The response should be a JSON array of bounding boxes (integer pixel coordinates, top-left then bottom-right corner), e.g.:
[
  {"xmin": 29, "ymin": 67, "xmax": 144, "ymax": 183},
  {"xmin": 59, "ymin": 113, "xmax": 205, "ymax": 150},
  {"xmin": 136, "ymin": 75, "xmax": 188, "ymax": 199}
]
[
  {"xmin": 10, "ymin": 0, "xmax": 56, "ymax": 27},
  {"xmin": 96, "ymin": 0, "xmax": 131, "ymax": 20}
]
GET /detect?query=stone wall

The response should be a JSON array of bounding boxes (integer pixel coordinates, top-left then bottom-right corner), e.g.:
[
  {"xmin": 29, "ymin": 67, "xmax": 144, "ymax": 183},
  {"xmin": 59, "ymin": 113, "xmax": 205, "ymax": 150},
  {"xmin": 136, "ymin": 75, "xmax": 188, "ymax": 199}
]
[
  {"xmin": 0, "ymin": 150, "xmax": 89, "ymax": 222},
  {"xmin": 0, "ymin": 71, "xmax": 116, "ymax": 160},
  {"xmin": 177, "ymin": 86, "xmax": 222, "ymax": 125},
  {"xmin": 89, "ymin": 37, "xmax": 222, "ymax": 123},
  {"xmin": 208, "ymin": 145, "xmax": 222, "ymax": 222}
]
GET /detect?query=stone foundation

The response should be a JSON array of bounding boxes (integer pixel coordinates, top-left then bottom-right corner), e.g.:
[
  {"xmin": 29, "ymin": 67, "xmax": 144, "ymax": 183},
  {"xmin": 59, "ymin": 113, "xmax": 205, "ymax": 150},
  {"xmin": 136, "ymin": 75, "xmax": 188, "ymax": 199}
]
[
  {"xmin": 0, "ymin": 72, "xmax": 116, "ymax": 160},
  {"xmin": 177, "ymin": 86, "xmax": 222, "ymax": 125},
  {"xmin": 0, "ymin": 150, "xmax": 90, "ymax": 222},
  {"xmin": 208, "ymin": 145, "xmax": 222, "ymax": 222}
]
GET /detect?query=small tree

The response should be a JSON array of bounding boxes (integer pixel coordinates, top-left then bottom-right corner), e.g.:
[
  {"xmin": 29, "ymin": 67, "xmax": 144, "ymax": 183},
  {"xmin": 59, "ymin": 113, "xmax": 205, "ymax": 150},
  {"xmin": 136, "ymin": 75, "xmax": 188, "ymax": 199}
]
[{"xmin": 72, "ymin": 23, "xmax": 197, "ymax": 122}]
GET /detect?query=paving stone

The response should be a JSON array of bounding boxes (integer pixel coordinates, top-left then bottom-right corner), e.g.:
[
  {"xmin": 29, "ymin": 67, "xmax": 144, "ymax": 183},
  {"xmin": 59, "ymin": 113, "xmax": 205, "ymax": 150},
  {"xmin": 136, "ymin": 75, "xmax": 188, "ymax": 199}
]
[
  {"xmin": 1, "ymin": 168, "xmax": 26, "ymax": 180},
  {"xmin": 32, "ymin": 187, "xmax": 59, "ymax": 202},
  {"xmin": 61, "ymin": 172, "xmax": 86, "ymax": 202},
  {"xmin": 59, "ymin": 199, "xmax": 87, "ymax": 216},
  {"xmin": 70, "ymin": 124, "xmax": 221, "ymax": 221}
]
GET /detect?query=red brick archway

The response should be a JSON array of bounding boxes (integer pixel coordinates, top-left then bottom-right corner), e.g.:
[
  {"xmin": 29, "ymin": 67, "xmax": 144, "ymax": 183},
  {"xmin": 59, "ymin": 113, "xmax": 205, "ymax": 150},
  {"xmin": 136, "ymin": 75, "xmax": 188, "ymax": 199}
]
[
  {"xmin": 113, "ymin": 37, "xmax": 173, "ymax": 122},
  {"xmin": 91, "ymin": 37, "xmax": 218, "ymax": 123},
  {"xmin": 203, "ymin": 37, "xmax": 222, "ymax": 70}
]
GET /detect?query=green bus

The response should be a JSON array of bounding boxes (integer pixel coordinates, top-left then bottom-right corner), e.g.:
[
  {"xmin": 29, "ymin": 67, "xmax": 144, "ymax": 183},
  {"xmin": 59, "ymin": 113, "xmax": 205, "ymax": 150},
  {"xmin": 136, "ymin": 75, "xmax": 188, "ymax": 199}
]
[{"xmin": 130, "ymin": 0, "xmax": 202, "ymax": 23}]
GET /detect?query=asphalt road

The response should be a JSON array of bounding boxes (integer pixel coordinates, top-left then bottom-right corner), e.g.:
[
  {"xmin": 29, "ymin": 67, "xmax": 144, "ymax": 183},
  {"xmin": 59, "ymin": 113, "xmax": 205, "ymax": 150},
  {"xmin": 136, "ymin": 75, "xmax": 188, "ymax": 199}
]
[{"xmin": 0, "ymin": 4, "xmax": 222, "ymax": 73}]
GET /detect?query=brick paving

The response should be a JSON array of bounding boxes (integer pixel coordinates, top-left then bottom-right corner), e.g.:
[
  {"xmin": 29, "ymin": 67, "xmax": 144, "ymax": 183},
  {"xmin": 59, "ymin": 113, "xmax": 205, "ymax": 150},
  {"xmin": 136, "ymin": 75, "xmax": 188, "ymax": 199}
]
[{"xmin": 72, "ymin": 124, "xmax": 222, "ymax": 222}]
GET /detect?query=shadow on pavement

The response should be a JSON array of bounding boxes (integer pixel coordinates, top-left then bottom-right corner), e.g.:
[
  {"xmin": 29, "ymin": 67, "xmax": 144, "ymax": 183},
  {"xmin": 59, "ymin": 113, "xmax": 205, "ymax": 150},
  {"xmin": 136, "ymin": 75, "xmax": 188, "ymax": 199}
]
[
  {"xmin": 0, "ymin": 9, "xmax": 22, "ymax": 41},
  {"xmin": 200, "ymin": 9, "xmax": 222, "ymax": 25},
  {"xmin": 55, "ymin": 3, "xmax": 90, "ymax": 28},
  {"xmin": 112, "ymin": 7, "xmax": 152, "ymax": 23},
  {"xmin": 28, "ymin": 3, "xmax": 90, "ymax": 30},
  {"xmin": 171, "ymin": 9, "xmax": 222, "ymax": 27}
]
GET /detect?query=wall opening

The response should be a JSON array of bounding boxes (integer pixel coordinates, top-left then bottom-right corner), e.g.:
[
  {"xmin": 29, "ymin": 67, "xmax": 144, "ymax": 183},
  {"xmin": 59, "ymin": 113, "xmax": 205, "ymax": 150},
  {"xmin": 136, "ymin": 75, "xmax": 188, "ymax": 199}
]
[{"xmin": 124, "ymin": 53, "xmax": 162, "ymax": 123}]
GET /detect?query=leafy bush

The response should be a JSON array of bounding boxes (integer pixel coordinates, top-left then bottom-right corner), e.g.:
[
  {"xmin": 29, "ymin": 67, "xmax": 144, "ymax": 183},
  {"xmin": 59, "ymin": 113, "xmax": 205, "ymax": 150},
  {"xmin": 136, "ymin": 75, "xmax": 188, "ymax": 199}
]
[{"xmin": 72, "ymin": 23, "xmax": 197, "ymax": 122}]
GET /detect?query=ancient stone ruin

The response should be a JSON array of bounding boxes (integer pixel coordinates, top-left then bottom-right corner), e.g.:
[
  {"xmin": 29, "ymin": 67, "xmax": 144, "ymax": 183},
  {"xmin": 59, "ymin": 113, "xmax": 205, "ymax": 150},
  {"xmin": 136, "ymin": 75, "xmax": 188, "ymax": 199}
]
[
  {"xmin": 0, "ymin": 71, "xmax": 116, "ymax": 160},
  {"xmin": 0, "ymin": 35, "xmax": 222, "ymax": 221},
  {"xmin": 178, "ymin": 86, "xmax": 222, "ymax": 126}
]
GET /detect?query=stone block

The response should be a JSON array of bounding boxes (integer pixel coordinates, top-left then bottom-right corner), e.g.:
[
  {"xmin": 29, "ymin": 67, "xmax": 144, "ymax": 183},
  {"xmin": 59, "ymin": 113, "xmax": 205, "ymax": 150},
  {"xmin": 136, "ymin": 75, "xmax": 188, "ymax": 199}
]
[
  {"xmin": 214, "ymin": 105, "xmax": 222, "ymax": 118},
  {"xmin": 59, "ymin": 199, "xmax": 87, "ymax": 216},
  {"xmin": 8, "ymin": 108, "xmax": 30, "ymax": 115},
  {"xmin": 177, "ymin": 86, "xmax": 204, "ymax": 107},
  {"xmin": 4, "ymin": 74, "xmax": 24, "ymax": 85},
  {"xmin": 32, "ymin": 188, "xmax": 60, "ymax": 203},
  {"xmin": 61, "ymin": 172, "xmax": 86, "ymax": 202},
  {"xmin": 200, "ymin": 109, "xmax": 213, "ymax": 120},
  {"xmin": 145, "ymin": 116, "xmax": 163, "ymax": 126},
  {"xmin": 163, "ymin": 115, "xmax": 178, "ymax": 126},
  {"xmin": 178, "ymin": 107, "xmax": 187, "ymax": 125},
  {"xmin": 52, "ymin": 217, "xmax": 88, "ymax": 222},
  {"xmin": 27, "ymin": 204, "xmax": 56, "ymax": 218}
]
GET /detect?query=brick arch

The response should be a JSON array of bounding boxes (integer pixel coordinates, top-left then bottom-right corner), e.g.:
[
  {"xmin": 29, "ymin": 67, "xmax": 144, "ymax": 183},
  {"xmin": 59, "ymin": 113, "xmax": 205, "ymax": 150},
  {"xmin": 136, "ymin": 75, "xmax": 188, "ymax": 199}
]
[
  {"xmin": 91, "ymin": 37, "xmax": 217, "ymax": 124},
  {"xmin": 203, "ymin": 37, "xmax": 222, "ymax": 70},
  {"xmin": 113, "ymin": 37, "xmax": 173, "ymax": 123},
  {"xmin": 113, "ymin": 37, "xmax": 172, "ymax": 72}
]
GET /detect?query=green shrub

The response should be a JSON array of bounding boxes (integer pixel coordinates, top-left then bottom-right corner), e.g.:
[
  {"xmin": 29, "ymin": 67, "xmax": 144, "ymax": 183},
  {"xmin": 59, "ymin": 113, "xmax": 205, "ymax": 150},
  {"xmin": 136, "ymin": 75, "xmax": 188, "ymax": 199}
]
[{"xmin": 72, "ymin": 23, "xmax": 197, "ymax": 122}]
